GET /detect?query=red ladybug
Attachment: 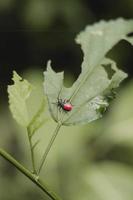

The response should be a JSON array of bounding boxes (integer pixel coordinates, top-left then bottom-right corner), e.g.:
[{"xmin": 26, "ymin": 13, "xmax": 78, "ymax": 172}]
[{"xmin": 57, "ymin": 99, "xmax": 73, "ymax": 112}]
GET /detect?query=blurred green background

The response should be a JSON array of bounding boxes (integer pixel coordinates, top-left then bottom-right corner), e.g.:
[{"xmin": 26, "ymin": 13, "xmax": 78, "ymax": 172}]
[{"xmin": 0, "ymin": 0, "xmax": 133, "ymax": 200}]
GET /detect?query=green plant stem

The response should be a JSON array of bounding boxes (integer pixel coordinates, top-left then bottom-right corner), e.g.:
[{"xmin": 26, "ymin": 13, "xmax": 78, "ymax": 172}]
[
  {"xmin": 27, "ymin": 128, "xmax": 37, "ymax": 174},
  {"xmin": 0, "ymin": 148, "xmax": 62, "ymax": 200},
  {"xmin": 38, "ymin": 123, "xmax": 62, "ymax": 175}
]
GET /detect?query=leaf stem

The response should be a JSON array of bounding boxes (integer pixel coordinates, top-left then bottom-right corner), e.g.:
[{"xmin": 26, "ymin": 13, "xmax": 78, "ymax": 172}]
[
  {"xmin": 0, "ymin": 148, "xmax": 62, "ymax": 200},
  {"xmin": 27, "ymin": 128, "xmax": 37, "ymax": 174},
  {"xmin": 38, "ymin": 123, "xmax": 62, "ymax": 175}
]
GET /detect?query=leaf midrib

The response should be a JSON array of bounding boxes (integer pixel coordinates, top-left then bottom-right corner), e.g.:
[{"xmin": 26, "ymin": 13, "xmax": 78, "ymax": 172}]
[{"xmin": 69, "ymin": 59, "xmax": 103, "ymax": 103}]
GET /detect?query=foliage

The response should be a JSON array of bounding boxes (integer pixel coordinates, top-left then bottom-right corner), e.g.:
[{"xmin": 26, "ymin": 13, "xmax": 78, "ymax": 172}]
[
  {"xmin": 44, "ymin": 18, "xmax": 133, "ymax": 125},
  {"xmin": 0, "ymin": 18, "xmax": 133, "ymax": 200},
  {"xmin": 8, "ymin": 71, "xmax": 47, "ymax": 136}
]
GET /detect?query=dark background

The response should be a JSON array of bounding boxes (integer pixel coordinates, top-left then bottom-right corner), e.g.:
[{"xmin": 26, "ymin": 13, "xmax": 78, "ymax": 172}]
[
  {"xmin": 0, "ymin": 1, "xmax": 133, "ymax": 200},
  {"xmin": 0, "ymin": 0, "xmax": 133, "ymax": 99}
]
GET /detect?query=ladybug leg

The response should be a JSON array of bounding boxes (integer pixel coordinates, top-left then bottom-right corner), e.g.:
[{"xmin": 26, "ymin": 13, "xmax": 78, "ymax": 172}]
[
  {"xmin": 52, "ymin": 102, "xmax": 57, "ymax": 105},
  {"xmin": 57, "ymin": 103, "xmax": 62, "ymax": 113},
  {"xmin": 58, "ymin": 98, "xmax": 62, "ymax": 104},
  {"xmin": 58, "ymin": 106, "xmax": 61, "ymax": 112},
  {"xmin": 63, "ymin": 99, "xmax": 66, "ymax": 104},
  {"xmin": 57, "ymin": 98, "xmax": 60, "ymax": 103}
]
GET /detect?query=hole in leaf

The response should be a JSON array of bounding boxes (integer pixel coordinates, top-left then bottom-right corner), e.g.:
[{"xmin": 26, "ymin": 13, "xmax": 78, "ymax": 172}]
[{"xmin": 102, "ymin": 64, "xmax": 115, "ymax": 79}]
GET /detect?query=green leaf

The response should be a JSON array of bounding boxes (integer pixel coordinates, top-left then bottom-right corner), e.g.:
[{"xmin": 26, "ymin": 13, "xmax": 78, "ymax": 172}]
[
  {"xmin": 8, "ymin": 71, "xmax": 32, "ymax": 127},
  {"xmin": 27, "ymin": 99, "xmax": 48, "ymax": 137},
  {"xmin": 44, "ymin": 18, "xmax": 133, "ymax": 126}
]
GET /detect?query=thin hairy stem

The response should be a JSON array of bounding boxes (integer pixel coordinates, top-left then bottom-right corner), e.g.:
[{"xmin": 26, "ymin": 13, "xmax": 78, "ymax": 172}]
[
  {"xmin": 38, "ymin": 123, "xmax": 62, "ymax": 174},
  {"xmin": 27, "ymin": 128, "xmax": 37, "ymax": 174}
]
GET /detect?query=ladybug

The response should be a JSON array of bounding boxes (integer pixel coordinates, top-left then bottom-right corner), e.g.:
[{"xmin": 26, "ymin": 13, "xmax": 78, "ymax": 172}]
[{"xmin": 57, "ymin": 98, "xmax": 73, "ymax": 112}]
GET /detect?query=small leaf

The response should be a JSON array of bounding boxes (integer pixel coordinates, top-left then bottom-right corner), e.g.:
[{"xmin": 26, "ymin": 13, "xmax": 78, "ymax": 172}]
[
  {"xmin": 28, "ymin": 99, "xmax": 48, "ymax": 137},
  {"xmin": 44, "ymin": 19, "xmax": 133, "ymax": 126},
  {"xmin": 8, "ymin": 71, "xmax": 32, "ymax": 126}
]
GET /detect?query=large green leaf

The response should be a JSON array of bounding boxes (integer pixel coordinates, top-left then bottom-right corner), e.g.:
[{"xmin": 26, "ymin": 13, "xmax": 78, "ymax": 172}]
[
  {"xmin": 8, "ymin": 71, "xmax": 32, "ymax": 127},
  {"xmin": 44, "ymin": 18, "xmax": 133, "ymax": 126}
]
